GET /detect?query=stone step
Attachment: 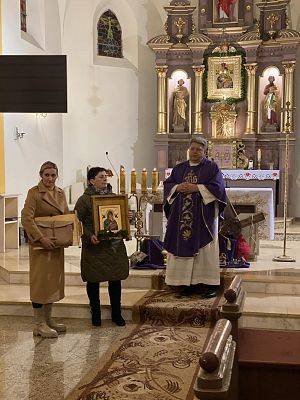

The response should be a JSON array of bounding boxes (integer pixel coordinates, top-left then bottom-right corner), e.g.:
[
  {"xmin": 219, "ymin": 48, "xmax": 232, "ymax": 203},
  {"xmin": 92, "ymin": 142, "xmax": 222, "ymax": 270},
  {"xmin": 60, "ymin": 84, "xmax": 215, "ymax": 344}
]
[
  {"xmin": 274, "ymin": 217, "xmax": 294, "ymax": 229},
  {"xmin": 241, "ymin": 275, "xmax": 300, "ymax": 296},
  {"xmin": 0, "ymin": 282, "xmax": 149, "ymax": 321},
  {"xmin": 241, "ymin": 293, "xmax": 300, "ymax": 331},
  {"xmin": 0, "ymin": 264, "xmax": 164, "ymax": 289}
]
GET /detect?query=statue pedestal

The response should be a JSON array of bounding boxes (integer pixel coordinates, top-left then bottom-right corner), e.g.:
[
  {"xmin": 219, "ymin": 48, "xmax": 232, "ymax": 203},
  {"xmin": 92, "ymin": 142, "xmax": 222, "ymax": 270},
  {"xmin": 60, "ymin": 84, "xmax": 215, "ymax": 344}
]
[{"xmin": 173, "ymin": 125, "xmax": 186, "ymax": 133}]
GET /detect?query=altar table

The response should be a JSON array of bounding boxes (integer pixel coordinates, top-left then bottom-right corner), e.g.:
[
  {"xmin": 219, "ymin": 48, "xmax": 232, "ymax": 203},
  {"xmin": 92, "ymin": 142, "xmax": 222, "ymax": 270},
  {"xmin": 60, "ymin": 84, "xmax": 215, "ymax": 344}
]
[{"xmin": 148, "ymin": 187, "xmax": 275, "ymax": 242}]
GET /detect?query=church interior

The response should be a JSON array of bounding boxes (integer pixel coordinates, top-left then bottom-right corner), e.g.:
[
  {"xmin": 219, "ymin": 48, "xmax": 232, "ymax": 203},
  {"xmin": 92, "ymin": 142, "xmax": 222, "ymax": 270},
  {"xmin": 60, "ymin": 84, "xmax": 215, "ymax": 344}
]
[{"xmin": 0, "ymin": 0, "xmax": 300, "ymax": 399}]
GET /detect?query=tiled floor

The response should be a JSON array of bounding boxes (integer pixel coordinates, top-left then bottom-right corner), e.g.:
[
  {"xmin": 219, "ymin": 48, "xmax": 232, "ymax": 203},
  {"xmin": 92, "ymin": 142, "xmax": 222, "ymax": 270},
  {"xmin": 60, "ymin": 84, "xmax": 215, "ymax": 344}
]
[
  {"xmin": 0, "ymin": 238, "xmax": 300, "ymax": 399},
  {"xmin": 0, "ymin": 316, "xmax": 128, "ymax": 400}
]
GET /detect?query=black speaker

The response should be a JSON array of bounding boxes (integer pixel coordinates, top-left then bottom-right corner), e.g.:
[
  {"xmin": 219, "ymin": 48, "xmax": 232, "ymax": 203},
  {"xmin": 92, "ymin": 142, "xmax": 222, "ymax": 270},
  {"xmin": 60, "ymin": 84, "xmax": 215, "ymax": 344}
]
[{"xmin": 0, "ymin": 55, "xmax": 67, "ymax": 113}]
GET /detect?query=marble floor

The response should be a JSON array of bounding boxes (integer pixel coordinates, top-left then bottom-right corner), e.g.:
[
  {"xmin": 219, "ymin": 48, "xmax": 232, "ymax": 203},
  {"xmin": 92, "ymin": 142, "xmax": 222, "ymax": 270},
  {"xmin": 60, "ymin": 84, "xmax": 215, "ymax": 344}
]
[
  {"xmin": 0, "ymin": 316, "xmax": 128, "ymax": 400},
  {"xmin": 0, "ymin": 238, "xmax": 300, "ymax": 399}
]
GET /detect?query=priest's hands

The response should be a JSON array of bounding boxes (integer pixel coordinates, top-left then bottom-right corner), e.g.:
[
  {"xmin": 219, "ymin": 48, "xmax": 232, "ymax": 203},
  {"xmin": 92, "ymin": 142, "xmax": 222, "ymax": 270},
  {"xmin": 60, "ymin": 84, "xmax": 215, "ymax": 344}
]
[{"xmin": 177, "ymin": 183, "xmax": 199, "ymax": 194}]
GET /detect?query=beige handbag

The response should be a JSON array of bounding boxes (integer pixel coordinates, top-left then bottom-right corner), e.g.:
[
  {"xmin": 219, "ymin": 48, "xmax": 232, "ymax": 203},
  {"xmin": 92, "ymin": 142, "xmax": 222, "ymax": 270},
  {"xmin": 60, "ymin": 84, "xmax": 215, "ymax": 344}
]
[
  {"xmin": 33, "ymin": 214, "xmax": 82, "ymax": 249},
  {"xmin": 34, "ymin": 220, "xmax": 73, "ymax": 248}
]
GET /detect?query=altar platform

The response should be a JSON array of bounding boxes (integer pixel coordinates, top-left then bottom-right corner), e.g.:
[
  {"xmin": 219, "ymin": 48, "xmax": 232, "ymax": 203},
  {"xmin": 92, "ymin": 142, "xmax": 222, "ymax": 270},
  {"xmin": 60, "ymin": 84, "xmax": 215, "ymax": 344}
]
[{"xmin": 0, "ymin": 237, "xmax": 300, "ymax": 331}]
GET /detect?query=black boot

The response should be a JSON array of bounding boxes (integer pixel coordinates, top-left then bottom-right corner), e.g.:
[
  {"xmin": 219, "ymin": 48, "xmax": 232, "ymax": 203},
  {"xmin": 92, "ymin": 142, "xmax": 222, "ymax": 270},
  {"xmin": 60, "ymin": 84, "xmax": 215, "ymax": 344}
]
[
  {"xmin": 177, "ymin": 285, "xmax": 194, "ymax": 297},
  {"xmin": 108, "ymin": 281, "xmax": 126, "ymax": 326},
  {"xmin": 201, "ymin": 285, "xmax": 220, "ymax": 299},
  {"xmin": 86, "ymin": 282, "xmax": 101, "ymax": 326}
]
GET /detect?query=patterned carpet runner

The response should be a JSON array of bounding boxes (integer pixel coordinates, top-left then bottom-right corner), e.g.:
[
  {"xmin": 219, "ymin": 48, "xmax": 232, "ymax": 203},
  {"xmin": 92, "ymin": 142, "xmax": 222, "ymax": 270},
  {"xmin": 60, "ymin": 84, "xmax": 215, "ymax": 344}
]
[
  {"xmin": 66, "ymin": 275, "xmax": 233, "ymax": 399},
  {"xmin": 66, "ymin": 323, "xmax": 210, "ymax": 400}
]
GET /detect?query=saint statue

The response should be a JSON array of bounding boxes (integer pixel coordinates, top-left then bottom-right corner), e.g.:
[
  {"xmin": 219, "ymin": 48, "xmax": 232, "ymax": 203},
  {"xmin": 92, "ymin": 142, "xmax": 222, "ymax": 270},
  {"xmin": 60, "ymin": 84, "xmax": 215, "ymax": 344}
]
[
  {"xmin": 217, "ymin": 63, "xmax": 233, "ymax": 89},
  {"xmin": 262, "ymin": 76, "xmax": 280, "ymax": 132},
  {"xmin": 172, "ymin": 79, "xmax": 189, "ymax": 132},
  {"xmin": 217, "ymin": 0, "xmax": 237, "ymax": 21}
]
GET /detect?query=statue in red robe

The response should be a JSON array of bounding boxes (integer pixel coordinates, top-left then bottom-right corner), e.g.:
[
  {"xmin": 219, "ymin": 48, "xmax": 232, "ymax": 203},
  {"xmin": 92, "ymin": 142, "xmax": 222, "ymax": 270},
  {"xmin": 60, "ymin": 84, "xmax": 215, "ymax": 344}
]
[{"xmin": 217, "ymin": 0, "xmax": 236, "ymax": 20}]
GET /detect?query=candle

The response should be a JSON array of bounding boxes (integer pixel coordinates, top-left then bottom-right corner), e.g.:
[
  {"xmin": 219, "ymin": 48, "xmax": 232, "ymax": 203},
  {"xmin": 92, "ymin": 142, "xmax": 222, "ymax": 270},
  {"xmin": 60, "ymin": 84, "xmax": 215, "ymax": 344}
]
[
  {"xmin": 141, "ymin": 168, "xmax": 148, "ymax": 193},
  {"xmin": 130, "ymin": 169, "xmax": 136, "ymax": 194},
  {"xmin": 257, "ymin": 148, "xmax": 262, "ymax": 163},
  {"xmin": 120, "ymin": 167, "xmax": 126, "ymax": 194},
  {"xmin": 152, "ymin": 168, "xmax": 159, "ymax": 193}
]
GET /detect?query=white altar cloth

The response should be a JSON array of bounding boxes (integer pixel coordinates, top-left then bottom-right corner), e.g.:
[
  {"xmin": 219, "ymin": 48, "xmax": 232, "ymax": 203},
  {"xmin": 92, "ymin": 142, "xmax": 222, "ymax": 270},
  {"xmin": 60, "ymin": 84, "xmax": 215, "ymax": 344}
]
[
  {"xmin": 222, "ymin": 170, "xmax": 280, "ymax": 181},
  {"xmin": 165, "ymin": 168, "xmax": 280, "ymax": 181},
  {"xmin": 226, "ymin": 187, "xmax": 274, "ymax": 240}
]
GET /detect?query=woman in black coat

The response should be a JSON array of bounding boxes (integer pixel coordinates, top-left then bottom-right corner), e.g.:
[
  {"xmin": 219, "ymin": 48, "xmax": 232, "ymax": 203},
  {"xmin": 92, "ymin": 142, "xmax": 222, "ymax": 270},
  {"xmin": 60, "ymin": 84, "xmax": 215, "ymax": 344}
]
[{"xmin": 75, "ymin": 167, "xmax": 129, "ymax": 326}]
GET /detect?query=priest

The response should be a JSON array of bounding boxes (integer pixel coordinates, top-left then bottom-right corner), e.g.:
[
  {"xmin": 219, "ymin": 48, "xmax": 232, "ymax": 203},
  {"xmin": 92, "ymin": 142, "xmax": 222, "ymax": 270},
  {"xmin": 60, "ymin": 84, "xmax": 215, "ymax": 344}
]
[{"xmin": 164, "ymin": 137, "xmax": 226, "ymax": 298}]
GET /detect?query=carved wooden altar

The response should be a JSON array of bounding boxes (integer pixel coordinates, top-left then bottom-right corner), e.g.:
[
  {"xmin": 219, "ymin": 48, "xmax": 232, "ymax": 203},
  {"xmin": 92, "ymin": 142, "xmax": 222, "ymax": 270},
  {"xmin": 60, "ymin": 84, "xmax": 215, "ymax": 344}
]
[{"xmin": 148, "ymin": 0, "xmax": 300, "ymax": 216}]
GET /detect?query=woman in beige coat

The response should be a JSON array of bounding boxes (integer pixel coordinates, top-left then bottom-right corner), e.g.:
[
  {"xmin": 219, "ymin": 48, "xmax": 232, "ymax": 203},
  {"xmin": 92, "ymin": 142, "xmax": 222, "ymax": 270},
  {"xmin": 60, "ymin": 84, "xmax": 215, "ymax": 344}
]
[{"xmin": 21, "ymin": 161, "xmax": 69, "ymax": 338}]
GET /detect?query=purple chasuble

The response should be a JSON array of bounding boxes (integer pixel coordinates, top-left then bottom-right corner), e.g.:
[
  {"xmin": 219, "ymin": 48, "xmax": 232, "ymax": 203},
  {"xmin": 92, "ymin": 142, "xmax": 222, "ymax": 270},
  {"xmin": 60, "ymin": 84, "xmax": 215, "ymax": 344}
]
[{"xmin": 164, "ymin": 159, "xmax": 226, "ymax": 257}]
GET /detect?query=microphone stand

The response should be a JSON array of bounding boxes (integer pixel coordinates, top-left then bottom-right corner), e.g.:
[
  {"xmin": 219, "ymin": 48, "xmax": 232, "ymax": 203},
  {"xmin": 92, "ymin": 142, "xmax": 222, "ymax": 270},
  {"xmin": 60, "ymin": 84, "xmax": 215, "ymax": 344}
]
[{"xmin": 105, "ymin": 152, "xmax": 120, "ymax": 194}]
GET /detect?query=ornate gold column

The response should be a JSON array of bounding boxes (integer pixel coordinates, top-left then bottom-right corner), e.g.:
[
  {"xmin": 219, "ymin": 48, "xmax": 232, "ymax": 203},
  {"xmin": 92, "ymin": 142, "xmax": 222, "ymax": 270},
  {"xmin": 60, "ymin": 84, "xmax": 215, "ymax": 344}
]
[
  {"xmin": 192, "ymin": 65, "xmax": 205, "ymax": 134},
  {"xmin": 156, "ymin": 66, "xmax": 168, "ymax": 134},
  {"xmin": 245, "ymin": 63, "xmax": 258, "ymax": 135},
  {"xmin": 282, "ymin": 61, "xmax": 296, "ymax": 131}
]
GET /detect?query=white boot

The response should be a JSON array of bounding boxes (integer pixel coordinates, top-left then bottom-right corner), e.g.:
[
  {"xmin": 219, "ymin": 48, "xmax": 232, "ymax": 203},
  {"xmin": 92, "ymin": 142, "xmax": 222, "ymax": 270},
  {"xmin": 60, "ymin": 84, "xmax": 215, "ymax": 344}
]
[
  {"xmin": 33, "ymin": 307, "xmax": 58, "ymax": 338},
  {"xmin": 44, "ymin": 303, "xmax": 66, "ymax": 333}
]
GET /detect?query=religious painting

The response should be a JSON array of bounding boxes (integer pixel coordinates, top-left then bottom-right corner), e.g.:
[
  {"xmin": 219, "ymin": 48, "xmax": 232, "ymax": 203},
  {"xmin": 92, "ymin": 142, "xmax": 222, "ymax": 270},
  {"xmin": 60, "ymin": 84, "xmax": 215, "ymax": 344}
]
[
  {"xmin": 213, "ymin": 0, "xmax": 239, "ymax": 23},
  {"xmin": 208, "ymin": 141, "xmax": 237, "ymax": 169},
  {"xmin": 207, "ymin": 55, "xmax": 242, "ymax": 100},
  {"xmin": 91, "ymin": 195, "xmax": 130, "ymax": 239},
  {"xmin": 99, "ymin": 205, "xmax": 121, "ymax": 232},
  {"xmin": 97, "ymin": 10, "xmax": 123, "ymax": 58}
]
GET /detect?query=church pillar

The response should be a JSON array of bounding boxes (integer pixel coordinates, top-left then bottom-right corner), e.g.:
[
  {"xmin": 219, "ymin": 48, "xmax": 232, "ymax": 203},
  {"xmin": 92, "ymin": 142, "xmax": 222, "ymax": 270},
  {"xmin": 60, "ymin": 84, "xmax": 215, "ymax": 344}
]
[
  {"xmin": 192, "ymin": 65, "xmax": 205, "ymax": 134},
  {"xmin": 156, "ymin": 66, "xmax": 168, "ymax": 134},
  {"xmin": 282, "ymin": 61, "xmax": 296, "ymax": 131},
  {"xmin": 245, "ymin": 63, "xmax": 258, "ymax": 135},
  {"xmin": 0, "ymin": 0, "xmax": 5, "ymax": 193}
]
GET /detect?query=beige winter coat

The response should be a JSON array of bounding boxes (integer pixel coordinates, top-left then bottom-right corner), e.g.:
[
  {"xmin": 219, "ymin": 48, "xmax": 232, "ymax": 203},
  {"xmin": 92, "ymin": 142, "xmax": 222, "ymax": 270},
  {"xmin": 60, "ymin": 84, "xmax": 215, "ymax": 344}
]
[{"xmin": 21, "ymin": 181, "xmax": 69, "ymax": 304}]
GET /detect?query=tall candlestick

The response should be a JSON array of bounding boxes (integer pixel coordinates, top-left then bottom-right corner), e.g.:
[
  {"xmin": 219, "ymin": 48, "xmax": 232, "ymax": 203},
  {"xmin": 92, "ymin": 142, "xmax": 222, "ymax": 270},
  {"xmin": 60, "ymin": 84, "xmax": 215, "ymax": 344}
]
[
  {"xmin": 257, "ymin": 148, "xmax": 262, "ymax": 169},
  {"xmin": 120, "ymin": 167, "xmax": 126, "ymax": 194},
  {"xmin": 141, "ymin": 168, "xmax": 147, "ymax": 193},
  {"xmin": 131, "ymin": 169, "xmax": 136, "ymax": 194},
  {"xmin": 152, "ymin": 168, "xmax": 159, "ymax": 193}
]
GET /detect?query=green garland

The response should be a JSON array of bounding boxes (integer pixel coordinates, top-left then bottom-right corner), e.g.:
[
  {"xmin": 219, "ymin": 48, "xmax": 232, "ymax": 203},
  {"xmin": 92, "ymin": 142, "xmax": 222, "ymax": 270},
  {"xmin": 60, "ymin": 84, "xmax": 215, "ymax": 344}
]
[
  {"xmin": 97, "ymin": 229, "xmax": 129, "ymax": 240},
  {"xmin": 203, "ymin": 49, "xmax": 247, "ymax": 105}
]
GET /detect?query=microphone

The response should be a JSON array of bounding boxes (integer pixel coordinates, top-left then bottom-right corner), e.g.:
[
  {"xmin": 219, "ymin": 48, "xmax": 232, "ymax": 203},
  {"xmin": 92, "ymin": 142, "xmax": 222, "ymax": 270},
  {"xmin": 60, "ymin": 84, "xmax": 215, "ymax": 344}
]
[{"xmin": 105, "ymin": 151, "xmax": 120, "ymax": 194}]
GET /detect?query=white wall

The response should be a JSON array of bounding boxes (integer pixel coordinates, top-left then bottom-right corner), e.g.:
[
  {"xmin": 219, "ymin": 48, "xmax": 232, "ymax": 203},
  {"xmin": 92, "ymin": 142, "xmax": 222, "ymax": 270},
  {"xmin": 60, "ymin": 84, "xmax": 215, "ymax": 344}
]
[
  {"xmin": 2, "ymin": 0, "xmax": 300, "ymax": 215},
  {"xmin": 61, "ymin": 0, "xmax": 163, "ymax": 190},
  {"xmin": 2, "ymin": 0, "xmax": 63, "ymax": 210}
]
